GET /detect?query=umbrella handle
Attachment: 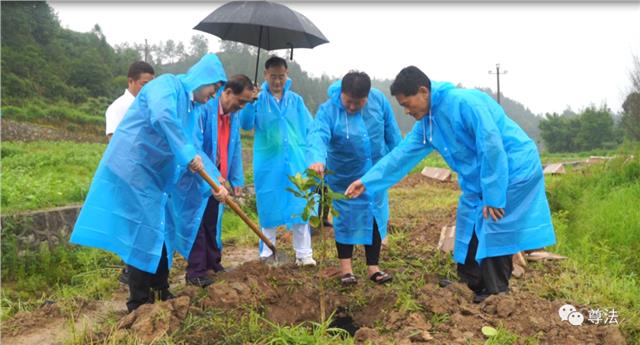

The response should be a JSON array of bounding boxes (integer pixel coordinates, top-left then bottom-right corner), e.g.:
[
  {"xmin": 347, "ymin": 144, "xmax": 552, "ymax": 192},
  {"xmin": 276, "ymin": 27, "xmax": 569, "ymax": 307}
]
[{"xmin": 196, "ymin": 168, "xmax": 276, "ymax": 254}]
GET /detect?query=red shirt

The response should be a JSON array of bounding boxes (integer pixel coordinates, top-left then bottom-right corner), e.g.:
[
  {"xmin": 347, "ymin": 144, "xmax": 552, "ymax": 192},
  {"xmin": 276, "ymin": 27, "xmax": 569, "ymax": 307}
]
[{"xmin": 217, "ymin": 101, "xmax": 231, "ymax": 180}]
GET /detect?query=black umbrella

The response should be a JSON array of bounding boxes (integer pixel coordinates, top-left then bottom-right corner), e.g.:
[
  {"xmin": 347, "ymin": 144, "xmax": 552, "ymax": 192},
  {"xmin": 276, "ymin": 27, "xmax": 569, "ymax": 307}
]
[{"xmin": 194, "ymin": 0, "xmax": 329, "ymax": 84}]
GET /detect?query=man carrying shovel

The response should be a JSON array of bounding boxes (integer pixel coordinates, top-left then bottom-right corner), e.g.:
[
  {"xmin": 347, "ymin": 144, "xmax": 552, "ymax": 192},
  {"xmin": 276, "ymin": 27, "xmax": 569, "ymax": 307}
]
[
  {"xmin": 71, "ymin": 53, "xmax": 227, "ymax": 312},
  {"xmin": 183, "ymin": 74, "xmax": 256, "ymax": 288},
  {"xmin": 346, "ymin": 66, "xmax": 556, "ymax": 303}
]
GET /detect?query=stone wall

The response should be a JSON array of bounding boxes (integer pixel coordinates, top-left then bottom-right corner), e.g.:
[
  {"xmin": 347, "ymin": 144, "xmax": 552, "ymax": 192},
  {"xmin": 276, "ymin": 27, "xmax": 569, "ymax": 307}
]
[{"xmin": 1, "ymin": 205, "xmax": 81, "ymax": 252}]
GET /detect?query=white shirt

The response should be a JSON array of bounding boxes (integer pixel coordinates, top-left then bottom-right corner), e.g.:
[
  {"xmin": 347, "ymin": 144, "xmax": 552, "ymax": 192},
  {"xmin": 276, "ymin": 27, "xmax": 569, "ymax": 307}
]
[{"xmin": 105, "ymin": 89, "xmax": 135, "ymax": 135}]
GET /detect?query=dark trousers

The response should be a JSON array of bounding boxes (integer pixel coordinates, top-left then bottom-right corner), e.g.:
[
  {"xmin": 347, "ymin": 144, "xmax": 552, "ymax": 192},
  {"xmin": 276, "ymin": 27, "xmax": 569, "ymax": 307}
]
[
  {"xmin": 186, "ymin": 197, "xmax": 223, "ymax": 278},
  {"xmin": 336, "ymin": 220, "xmax": 382, "ymax": 266},
  {"xmin": 457, "ymin": 229, "xmax": 512, "ymax": 294},
  {"xmin": 127, "ymin": 244, "xmax": 169, "ymax": 312}
]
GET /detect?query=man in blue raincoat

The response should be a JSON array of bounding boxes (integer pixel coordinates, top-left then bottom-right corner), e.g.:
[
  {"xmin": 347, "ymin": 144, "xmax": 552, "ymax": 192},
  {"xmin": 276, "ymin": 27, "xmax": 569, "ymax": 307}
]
[
  {"xmin": 346, "ymin": 66, "xmax": 556, "ymax": 302},
  {"xmin": 308, "ymin": 71, "xmax": 403, "ymax": 285},
  {"xmin": 239, "ymin": 56, "xmax": 316, "ymax": 266},
  {"xmin": 184, "ymin": 75, "xmax": 255, "ymax": 287},
  {"xmin": 70, "ymin": 53, "xmax": 228, "ymax": 312}
]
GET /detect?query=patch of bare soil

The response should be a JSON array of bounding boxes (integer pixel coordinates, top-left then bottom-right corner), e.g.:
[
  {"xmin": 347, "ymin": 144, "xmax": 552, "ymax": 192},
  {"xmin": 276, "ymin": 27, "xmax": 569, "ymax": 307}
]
[
  {"xmin": 395, "ymin": 171, "xmax": 459, "ymax": 190},
  {"xmin": 1, "ymin": 119, "xmax": 104, "ymax": 143}
]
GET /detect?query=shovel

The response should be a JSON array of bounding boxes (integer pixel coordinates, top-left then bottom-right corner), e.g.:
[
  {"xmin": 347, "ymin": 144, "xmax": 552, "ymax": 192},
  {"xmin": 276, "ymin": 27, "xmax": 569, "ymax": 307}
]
[{"xmin": 196, "ymin": 168, "xmax": 290, "ymax": 266}]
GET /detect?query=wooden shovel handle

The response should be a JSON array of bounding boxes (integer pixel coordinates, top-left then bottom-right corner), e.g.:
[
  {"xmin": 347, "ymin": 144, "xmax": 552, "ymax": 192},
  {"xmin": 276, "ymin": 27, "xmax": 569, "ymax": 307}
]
[{"xmin": 196, "ymin": 168, "xmax": 276, "ymax": 253}]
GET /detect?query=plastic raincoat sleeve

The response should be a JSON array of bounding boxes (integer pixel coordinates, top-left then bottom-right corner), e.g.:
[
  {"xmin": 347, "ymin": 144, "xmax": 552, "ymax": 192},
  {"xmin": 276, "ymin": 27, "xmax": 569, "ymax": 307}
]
[
  {"xmin": 239, "ymin": 102, "xmax": 256, "ymax": 131},
  {"xmin": 382, "ymin": 97, "xmax": 403, "ymax": 151},
  {"xmin": 228, "ymin": 119, "xmax": 245, "ymax": 188},
  {"xmin": 361, "ymin": 121, "xmax": 433, "ymax": 193},
  {"xmin": 147, "ymin": 80, "xmax": 197, "ymax": 166},
  {"xmin": 307, "ymin": 106, "xmax": 332, "ymax": 166},
  {"xmin": 461, "ymin": 101, "xmax": 508, "ymax": 208}
]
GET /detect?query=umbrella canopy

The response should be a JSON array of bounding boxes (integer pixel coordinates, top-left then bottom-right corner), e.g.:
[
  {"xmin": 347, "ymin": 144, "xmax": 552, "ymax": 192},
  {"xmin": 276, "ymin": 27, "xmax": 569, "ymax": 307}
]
[{"xmin": 194, "ymin": 0, "xmax": 329, "ymax": 83}]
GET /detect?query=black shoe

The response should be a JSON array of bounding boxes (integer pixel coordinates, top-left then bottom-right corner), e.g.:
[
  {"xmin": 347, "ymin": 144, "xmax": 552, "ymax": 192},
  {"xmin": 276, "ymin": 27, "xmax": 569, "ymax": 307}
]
[
  {"xmin": 154, "ymin": 289, "xmax": 175, "ymax": 301},
  {"xmin": 473, "ymin": 291, "xmax": 491, "ymax": 303},
  {"xmin": 186, "ymin": 275, "xmax": 214, "ymax": 288},
  {"xmin": 118, "ymin": 268, "xmax": 130, "ymax": 285}
]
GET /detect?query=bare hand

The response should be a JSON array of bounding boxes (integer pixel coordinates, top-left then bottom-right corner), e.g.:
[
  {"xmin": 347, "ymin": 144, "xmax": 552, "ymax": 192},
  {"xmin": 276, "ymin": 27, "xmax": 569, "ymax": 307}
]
[
  {"xmin": 251, "ymin": 85, "xmax": 261, "ymax": 101},
  {"xmin": 188, "ymin": 155, "xmax": 204, "ymax": 173},
  {"xmin": 483, "ymin": 206, "xmax": 505, "ymax": 222},
  {"xmin": 345, "ymin": 179, "xmax": 365, "ymax": 199},
  {"xmin": 213, "ymin": 185, "xmax": 229, "ymax": 203},
  {"xmin": 309, "ymin": 162, "xmax": 325, "ymax": 177}
]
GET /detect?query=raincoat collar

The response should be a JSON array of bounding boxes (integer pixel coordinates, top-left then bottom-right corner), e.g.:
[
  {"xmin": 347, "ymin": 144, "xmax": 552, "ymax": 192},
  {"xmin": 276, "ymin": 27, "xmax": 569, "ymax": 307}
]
[
  {"xmin": 178, "ymin": 53, "xmax": 227, "ymax": 96},
  {"xmin": 261, "ymin": 78, "xmax": 293, "ymax": 98}
]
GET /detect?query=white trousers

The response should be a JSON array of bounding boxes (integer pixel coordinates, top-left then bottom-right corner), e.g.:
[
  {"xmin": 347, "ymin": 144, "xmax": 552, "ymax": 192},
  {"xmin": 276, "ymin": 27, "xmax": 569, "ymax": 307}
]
[{"xmin": 259, "ymin": 223, "xmax": 313, "ymax": 259}]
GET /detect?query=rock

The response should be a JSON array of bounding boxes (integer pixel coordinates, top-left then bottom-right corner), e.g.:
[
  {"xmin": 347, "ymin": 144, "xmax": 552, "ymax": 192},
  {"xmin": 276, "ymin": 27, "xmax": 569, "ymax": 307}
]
[
  {"xmin": 496, "ymin": 296, "xmax": 516, "ymax": 318},
  {"xmin": 354, "ymin": 327, "xmax": 383, "ymax": 345},
  {"xmin": 409, "ymin": 330, "xmax": 434, "ymax": 342},
  {"xmin": 406, "ymin": 313, "xmax": 432, "ymax": 330},
  {"xmin": 117, "ymin": 297, "xmax": 192, "ymax": 343}
]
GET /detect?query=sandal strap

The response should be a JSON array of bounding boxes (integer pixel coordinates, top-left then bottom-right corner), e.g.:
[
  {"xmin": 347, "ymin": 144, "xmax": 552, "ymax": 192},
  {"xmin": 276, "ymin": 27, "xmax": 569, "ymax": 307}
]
[{"xmin": 370, "ymin": 271, "xmax": 392, "ymax": 283}]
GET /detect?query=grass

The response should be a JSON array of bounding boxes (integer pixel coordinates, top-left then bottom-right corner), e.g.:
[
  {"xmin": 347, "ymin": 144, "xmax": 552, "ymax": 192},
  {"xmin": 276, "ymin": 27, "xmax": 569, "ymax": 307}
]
[
  {"xmin": 1, "ymin": 98, "xmax": 108, "ymax": 134},
  {"xmin": 1, "ymin": 228, "xmax": 121, "ymax": 320},
  {"xmin": 409, "ymin": 151, "xmax": 450, "ymax": 174},
  {"xmin": 1, "ymin": 141, "xmax": 105, "ymax": 213},
  {"xmin": 542, "ymin": 145, "xmax": 640, "ymax": 343}
]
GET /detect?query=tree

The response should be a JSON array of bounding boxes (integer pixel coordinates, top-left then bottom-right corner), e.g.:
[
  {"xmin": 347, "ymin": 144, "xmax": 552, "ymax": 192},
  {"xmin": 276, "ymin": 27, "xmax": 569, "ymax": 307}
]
[
  {"xmin": 621, "ymin": 92, "xmax": 640, "ymax": 140},
  {"xmin": 189, "ymin": 35, "xmax": 209, "ymax": 58},
  {"xmin": 164, "ymin": 39, "xmax": 176, "ymax": 64},
  {"xmin": 575, "ymin": 105, "xmax": 616, "ymax": 150}
]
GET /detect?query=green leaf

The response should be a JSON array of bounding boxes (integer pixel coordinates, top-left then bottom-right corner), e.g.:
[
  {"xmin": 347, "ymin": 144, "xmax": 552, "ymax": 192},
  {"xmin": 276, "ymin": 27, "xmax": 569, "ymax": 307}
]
[
  {"xmin": 302, "ymin": 206, "xmax": 310, "ymax": 221},
  {"xmin": 286, "ymin": 187, "xmax": 303, "ymax": 198},
  {"xmin": 481, "ymin": 326, "xmax": 498, "ymax": 337},
  {"xmin": 331, "ymin": 208, "xmax": 340, "ymax": 218},
  {"xmin": 328, "ymin": 190, "xmax": 346, "ymax": 201},
  {"xmin": 306, "ymin": 168, "xmax": 320, "ymax": 179},
  {"xmin": 309, "ymin": 216, "xmax": 320, "ymax": 228}
]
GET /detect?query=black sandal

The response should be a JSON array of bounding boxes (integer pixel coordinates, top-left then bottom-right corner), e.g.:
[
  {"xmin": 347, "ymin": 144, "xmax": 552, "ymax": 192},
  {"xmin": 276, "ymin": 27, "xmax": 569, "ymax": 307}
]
[
  {"xmin": 369, "ymin": 271, "xmax": 393, "ymax": 284},
  {"xmin": 340, "ymin": 273, "xmax": 357, "ymax": 286}
]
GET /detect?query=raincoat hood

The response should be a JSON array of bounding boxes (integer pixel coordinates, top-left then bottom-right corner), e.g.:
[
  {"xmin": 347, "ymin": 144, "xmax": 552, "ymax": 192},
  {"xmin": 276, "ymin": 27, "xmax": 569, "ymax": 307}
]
[
  {"xmin": 179, "ymin": 53, "xmax": 227, "ymax": 95},
  {"xmin": 327, "ymin": 80, "xmax": 344, "ymax": 108},
  {"xmin": 429, "ymin": 81, "xmax": 455, "ymax": 111}
]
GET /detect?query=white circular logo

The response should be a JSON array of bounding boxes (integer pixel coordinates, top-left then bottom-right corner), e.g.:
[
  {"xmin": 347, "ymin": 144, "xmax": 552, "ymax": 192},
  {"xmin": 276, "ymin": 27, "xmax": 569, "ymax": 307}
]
[
  {"xmin": 568, "ymin": 311, "xmax": 585, "ymax": 326},
  {"xmin": 558, "ymin": 304, "xmax": 576, "ymax": 321}
]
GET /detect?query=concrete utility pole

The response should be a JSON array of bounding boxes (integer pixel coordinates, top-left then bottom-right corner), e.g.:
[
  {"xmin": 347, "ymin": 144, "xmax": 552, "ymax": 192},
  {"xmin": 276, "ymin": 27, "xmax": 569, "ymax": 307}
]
[
  {"xmin": 488, "ymin": 63, "xmax": 507, "ymax": 104},
  {"xmin": 144, "ymin": 39, "xmax": 149, "ymax": 63}
]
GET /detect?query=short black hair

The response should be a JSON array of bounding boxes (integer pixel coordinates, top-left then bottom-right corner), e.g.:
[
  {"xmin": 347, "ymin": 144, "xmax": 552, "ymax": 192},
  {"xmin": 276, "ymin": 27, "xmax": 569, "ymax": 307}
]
[
  {"xmin": 225, "ymin": 74, "xmax": 254, "ymax": 94},
  {"xmin": 265, "ymin": 56, "xmax": 287, "ymax": 70},
  {"xmin": 341, "ymin": 70, "xmax": 371, "ymax": 99},
  {"xmin": 390, "ymin": 66, "xmax": 431, "ymax": 97},
  {"xmin": 128, "ymin": 61, "xmax": 155, "ymax": 80}
]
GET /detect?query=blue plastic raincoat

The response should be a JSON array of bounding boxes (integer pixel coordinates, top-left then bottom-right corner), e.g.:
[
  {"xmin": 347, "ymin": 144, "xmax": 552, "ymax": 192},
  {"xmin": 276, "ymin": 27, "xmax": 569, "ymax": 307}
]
[
  {"xmin": 361, "ymin": 81, "xmax": 556, "ymax": 263},
  {"xmin": 196, "ymin": 91, "xmax": 244, "ymax": 250},
  {"xmin": 239, "ymin": 79, "xmax": 313, "ymax": 228},
  {"xmin": 70, "ymin": 54, "xmax": 227, "ymax": 273},
  {"xmin": 308, "ymin": 81, "xmax": 403, "ymax": 245}
]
